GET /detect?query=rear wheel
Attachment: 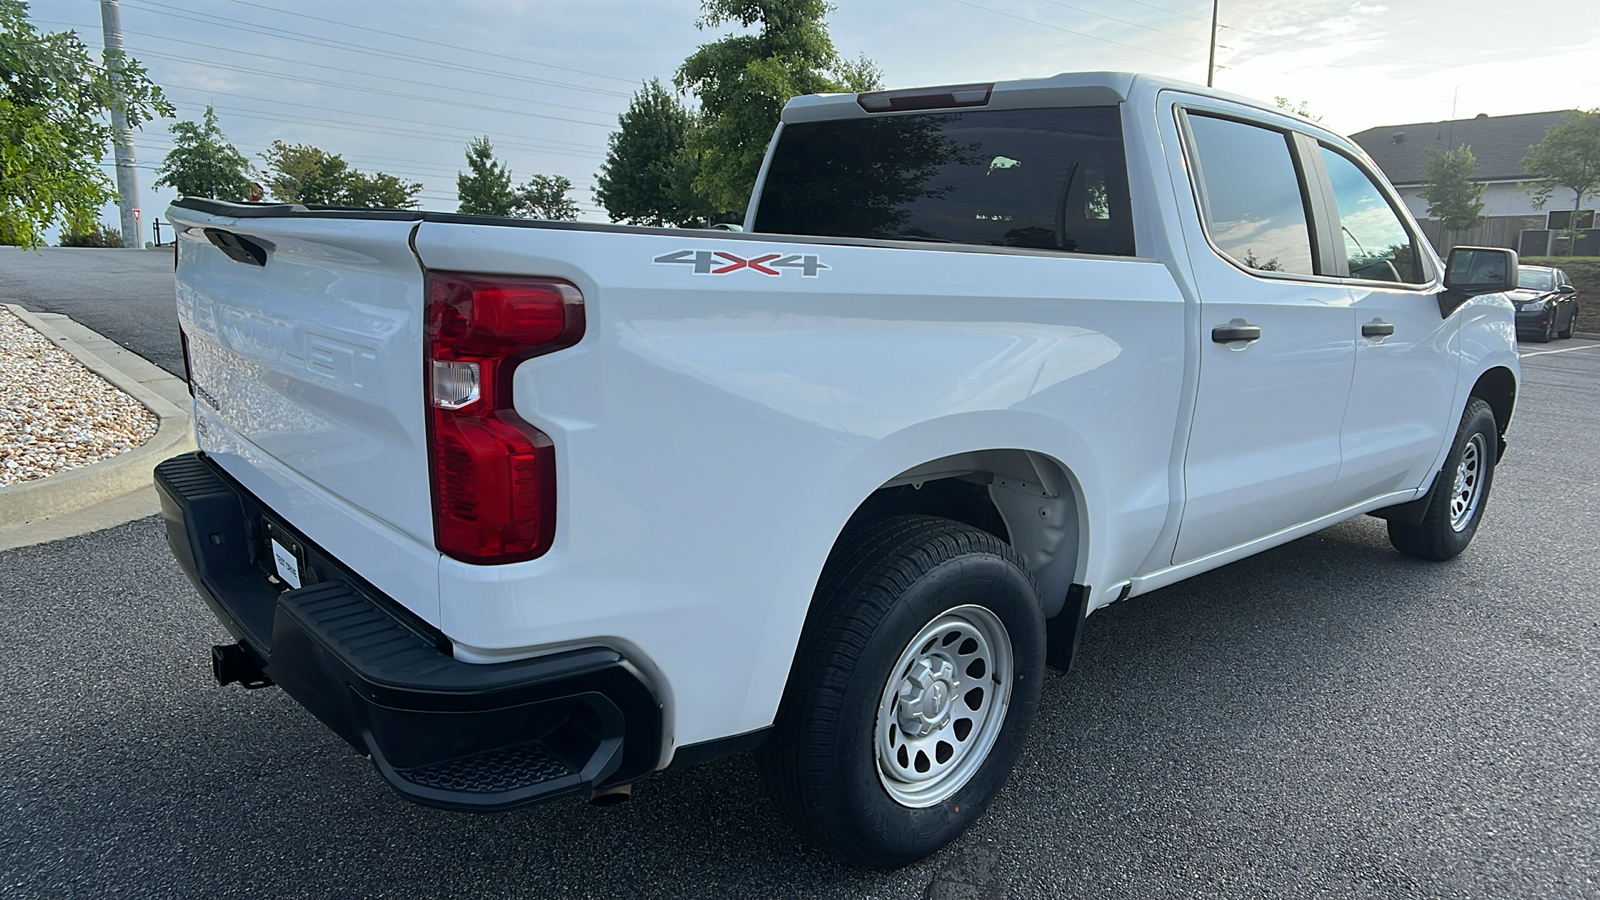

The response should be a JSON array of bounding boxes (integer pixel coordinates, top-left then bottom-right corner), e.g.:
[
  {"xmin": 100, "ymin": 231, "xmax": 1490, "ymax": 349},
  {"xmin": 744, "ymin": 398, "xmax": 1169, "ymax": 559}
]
[
  {"xmin": 1387, "ymin": 398, "xmax": 1498, "ymax": 561},
  {"xmin": 758, "ymin": 515, "xmax": 1045, "ymax": 868}
]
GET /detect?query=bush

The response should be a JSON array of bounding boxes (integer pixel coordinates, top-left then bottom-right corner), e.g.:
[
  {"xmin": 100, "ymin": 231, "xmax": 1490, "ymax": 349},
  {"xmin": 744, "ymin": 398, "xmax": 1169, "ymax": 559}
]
[
  {"xmin": 59, "ymin": 226, "xmax": 124, "ymax": 248},
  {"xmin": 1523, "ymin": 257, "xmax": 1600, "ymax": 333}
]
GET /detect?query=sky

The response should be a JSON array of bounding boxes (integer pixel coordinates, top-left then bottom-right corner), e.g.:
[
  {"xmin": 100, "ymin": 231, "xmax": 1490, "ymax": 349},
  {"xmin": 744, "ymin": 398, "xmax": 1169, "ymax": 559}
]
[{"xmin": 31, "ymin": 0, "xmax": 1600, "ymax": 246}]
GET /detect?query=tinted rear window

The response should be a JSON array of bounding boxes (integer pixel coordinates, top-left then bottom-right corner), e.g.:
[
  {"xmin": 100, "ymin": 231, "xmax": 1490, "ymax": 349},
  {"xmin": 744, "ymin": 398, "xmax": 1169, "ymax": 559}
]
[{"xmin": 753, "ymin": 106, "xmax": 1136, "ymax": 256}]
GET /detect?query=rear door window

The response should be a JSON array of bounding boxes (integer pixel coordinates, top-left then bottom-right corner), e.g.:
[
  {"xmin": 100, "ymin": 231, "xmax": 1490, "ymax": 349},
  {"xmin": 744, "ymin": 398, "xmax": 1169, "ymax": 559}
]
[
  {"xmin": 753, "ymin": 106, "xmax": 1136, "ymax": 256},
  {"xmin": 1184, "ymin": 113, "xmax": 1317, "ymax": 277}
]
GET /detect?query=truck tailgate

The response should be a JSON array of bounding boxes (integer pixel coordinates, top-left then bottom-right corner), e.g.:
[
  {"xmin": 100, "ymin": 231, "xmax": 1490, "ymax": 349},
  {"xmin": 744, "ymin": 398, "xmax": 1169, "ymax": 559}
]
[{"xmin": 169, "ymin": 207, "xmax": 438, "ymax": 623}]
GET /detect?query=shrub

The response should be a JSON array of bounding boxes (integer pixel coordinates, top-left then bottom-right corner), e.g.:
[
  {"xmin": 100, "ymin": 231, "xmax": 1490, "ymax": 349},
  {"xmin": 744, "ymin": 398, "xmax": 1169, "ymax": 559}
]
[{"xmin": 59, "ymin": 226, "xmax": 124, "ymax": 248}]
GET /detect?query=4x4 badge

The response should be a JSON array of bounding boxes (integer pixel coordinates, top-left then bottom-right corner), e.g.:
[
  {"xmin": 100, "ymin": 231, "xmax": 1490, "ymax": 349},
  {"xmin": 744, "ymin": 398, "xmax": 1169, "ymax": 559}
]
[{"xmin": 653, "ymin": 249, "xmax": 829, "ymax": 277}]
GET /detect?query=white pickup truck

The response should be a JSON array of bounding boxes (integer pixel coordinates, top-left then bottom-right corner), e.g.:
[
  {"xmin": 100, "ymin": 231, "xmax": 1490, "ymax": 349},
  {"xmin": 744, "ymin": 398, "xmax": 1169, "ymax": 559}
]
[{"xmin": 158, "ymin": 72, "xmax": 1521, "ymax": 867}]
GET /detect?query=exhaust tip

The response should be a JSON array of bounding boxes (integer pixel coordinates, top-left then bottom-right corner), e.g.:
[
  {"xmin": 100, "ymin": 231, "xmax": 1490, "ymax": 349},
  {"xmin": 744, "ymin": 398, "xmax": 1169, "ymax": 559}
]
[{"xmin": 587, "ymin": 784, "xmax": 633, "ymax": 807}]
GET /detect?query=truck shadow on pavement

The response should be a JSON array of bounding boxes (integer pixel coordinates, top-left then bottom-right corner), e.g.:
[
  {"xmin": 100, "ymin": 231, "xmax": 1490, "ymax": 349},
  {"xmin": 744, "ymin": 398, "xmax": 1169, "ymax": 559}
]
[{"xmin": 4, "ymin": 512, "xmax": 1582, "ymax": 899}]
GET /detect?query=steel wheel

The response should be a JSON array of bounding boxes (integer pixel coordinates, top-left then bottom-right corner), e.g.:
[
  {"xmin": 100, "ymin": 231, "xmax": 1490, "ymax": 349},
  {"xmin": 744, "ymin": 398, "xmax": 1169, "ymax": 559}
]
[
  {"xmin": 1449, "ymin": 433, "xmax": 1486, "ymax": 533},
  {"xmin": 873, "ymin": 604, "xmax": 1013, "ymax": 808}
]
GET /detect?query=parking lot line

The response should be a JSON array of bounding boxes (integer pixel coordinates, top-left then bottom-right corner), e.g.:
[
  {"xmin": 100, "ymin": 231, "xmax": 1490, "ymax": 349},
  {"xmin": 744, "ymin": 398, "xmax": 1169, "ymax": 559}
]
[{"xmin": 1518, "ymin": 342, "xmax": 1600, "ymax": 359}]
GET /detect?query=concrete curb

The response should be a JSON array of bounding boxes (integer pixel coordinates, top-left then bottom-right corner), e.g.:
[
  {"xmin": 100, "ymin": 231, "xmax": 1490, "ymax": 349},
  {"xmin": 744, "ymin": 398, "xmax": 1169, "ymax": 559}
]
[{"xmin": 0, "ymin": 303, "xmax": 195, "ymax": 525}]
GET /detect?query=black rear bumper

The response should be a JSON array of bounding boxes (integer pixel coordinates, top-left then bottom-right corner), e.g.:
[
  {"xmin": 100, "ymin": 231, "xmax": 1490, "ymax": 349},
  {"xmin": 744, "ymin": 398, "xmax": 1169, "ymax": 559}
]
[{"xmin": 154, "ymin": 451, "xmax": 661, "ymax": 811}]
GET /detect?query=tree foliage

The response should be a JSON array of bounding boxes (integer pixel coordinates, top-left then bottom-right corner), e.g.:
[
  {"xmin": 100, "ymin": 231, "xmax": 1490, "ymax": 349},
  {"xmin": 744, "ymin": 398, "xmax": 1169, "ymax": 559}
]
[
  {"xmin": 1524, "ymin": 109, "xmax": 1600, "ymax": 215},
  {"xmin": 1418, "ymin": 144, "xmax": 1485, "ymax": 234},
  {"xmin": 594, "ymin": 79, "xmax": 708, "ymax": 227},
  {"xmin": 1273, "ymin": 96, "xmax": 1321, "ymax": 122},
  {"xmin": 0, "ymin": 0, "xmax": 171, "ymax": 247},
  {"xmin": 59, "ymin": 224, "xmax": 122, "ymax": 247},
  {"xmin": 456, "ymin": 135, "xmax": 518, "ymax": 216},
  {"xmin": 674, "ymin": 0, "xmax": 881, "ymax": 214},
  {"xmin": 516, "ymin": 173, "xmax": 579, "ymax": 221},
  {"xmin": 154, "ymin": 105, "xmax": 252, "ymax": 201},
  {"xmin": 258, "ymin": 141, "xmax": 420, "ymax": 208}
]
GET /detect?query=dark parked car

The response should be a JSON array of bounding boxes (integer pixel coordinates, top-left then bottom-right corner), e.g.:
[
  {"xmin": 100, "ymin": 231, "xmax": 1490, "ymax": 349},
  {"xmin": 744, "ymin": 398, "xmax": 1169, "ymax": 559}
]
[{"xmin": 1509, "ymin": 265, "xmax": 1580, "ymax": 342}]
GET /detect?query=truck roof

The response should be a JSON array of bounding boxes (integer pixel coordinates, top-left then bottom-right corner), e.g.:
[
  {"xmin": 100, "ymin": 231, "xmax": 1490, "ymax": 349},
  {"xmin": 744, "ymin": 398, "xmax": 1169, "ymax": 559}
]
[{"xmin": 780, "ymin": 72, "xmax": 1295, "ymax": 124}]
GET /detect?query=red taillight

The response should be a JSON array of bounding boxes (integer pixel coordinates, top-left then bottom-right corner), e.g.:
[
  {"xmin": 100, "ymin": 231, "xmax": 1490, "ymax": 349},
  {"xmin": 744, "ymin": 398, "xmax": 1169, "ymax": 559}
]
[{"xmin": 424, "ymin": 272, "xmax": 584, "ymax": 564}]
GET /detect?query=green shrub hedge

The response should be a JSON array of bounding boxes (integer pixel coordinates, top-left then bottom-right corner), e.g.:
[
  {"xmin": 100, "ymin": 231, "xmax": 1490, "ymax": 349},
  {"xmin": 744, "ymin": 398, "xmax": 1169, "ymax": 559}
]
[{"xmin": 59, "ymin": 226, "xmax": 124, "ymax": 248}]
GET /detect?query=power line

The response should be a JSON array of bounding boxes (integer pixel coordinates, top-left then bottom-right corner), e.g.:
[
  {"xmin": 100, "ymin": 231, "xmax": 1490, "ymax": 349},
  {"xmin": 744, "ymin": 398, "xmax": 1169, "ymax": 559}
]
[
  {"xmin": 48, "ymin": 20, "xmax": 613, "ymax": 155},
  {"xmin": 118, "ymin": 0, "xmax": 635, "ymax": 98},
  {"xmin": 126, "ymin": 46, "xmax": 616, "ymax": 129},
  {"xmin": 1031, "ymin": 0, "xmax": 1211, "ymax": 47},
  {"xmin": 36, "ymin": 19, "xmax": 629, "ymax": 122},
  {"xmin": 148, "ymin": 84, "xmax": 609, "ymax": 160},
  {"xmin": 217, "ymin": 0, "xmax": 641, "ymax": 86},
  {"xmin": 964, "ymin": 0, "xmax": 1480, "ymax": 80},
  {"xmin": 946, "ymin": 0, "xmax": 1201, "ymax": 64},
  {"xmin": 1106, "ymin": 1, "xmax": 1466, "ymax": 71},
  {"xmin": 1114, "ymin": 0, "xmax": 1211, "ymax": 23}
]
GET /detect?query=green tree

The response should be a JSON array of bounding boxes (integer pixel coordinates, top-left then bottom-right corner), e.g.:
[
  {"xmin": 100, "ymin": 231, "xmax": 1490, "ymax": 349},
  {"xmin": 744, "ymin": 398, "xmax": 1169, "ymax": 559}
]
[
  {"xmin": 0, "ymin": 0, "xmax": 171, "ymax": 247},
  {"xmin": 595, "ymin": 79, "xmax": 708, "ymax": 227},
  {"xmin": 344, "ymin": 171, "xmax": 421, "ymax": 209},
  {"xmin": 153, "ymin": 105, "xmax": 252, "ymax": 201},
  {"xmin": 259, "ymin": 141, "xmax": 351, "ymax": 204},
  {"xmin": 259, "ymin": 141, "xmax": 419, "ymax": 208},
  {"xmin": 1418, "ymin": 144, "xmax": 1485, "ymax": 235},
  {"xmin": 59, "ymin": 224, "xmax": 122, "ymax": 247},
  {"xmin": 456, "ymin": 136, "xmax": 518, "ymax": 216},
  {"xmin": 1524, "ymin": 109, "xmax": 1600, "ymax": 255},
  {"xmin": 675, "ymin": 0, "xmax": 881, "ymax": 214},
  {"xmin": 516, "ymin": 174, "xmax": 579, "ymax": 221},
  {"xmin": 1273, "ymin": 96, "xmax": 1321, "ymax": 122}
]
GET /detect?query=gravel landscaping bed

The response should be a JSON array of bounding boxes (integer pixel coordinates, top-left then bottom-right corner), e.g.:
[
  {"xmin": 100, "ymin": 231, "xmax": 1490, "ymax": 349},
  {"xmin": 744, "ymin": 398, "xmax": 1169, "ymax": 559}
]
[{"xmin": 0, "ymin": 307, "xmax": 157, "ymax": 486}]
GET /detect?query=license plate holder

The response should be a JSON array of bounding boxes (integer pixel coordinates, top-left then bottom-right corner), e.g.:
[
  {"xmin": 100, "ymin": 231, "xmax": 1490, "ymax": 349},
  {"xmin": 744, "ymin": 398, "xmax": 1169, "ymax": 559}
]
[{"xmin": 264, "ymin": 520, "xmax": 306, "ymax": 591}]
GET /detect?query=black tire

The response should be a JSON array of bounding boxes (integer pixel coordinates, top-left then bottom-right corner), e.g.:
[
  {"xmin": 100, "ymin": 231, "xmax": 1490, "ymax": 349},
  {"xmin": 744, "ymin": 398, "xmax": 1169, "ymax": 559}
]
[
  {"xmin": 1559, "ymin": 305, "xmax": 1577, "ymax": 339},
  {"xmin": 1387, "ymin": 398, "xmax": 1498, "ymax": 561},
  {"xmin": 757, "ymin": 515, "xmax": 1045, "ymax": 869},
  {"xmin": 1536, "ymin": 317, "xmax": 1556, "ymax": 343}
]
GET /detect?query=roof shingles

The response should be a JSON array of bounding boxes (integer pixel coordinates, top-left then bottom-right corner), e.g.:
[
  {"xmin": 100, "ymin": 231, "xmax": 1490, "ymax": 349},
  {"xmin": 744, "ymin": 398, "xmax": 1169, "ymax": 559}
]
[{"xmin": 1349, "ymin": 110, "xmax": 1576, "ymax": 185}]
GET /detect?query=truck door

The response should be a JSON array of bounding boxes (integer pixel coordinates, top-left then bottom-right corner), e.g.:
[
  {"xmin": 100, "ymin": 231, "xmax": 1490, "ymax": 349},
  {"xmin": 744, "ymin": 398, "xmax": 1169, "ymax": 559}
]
[
  {"xmin": 1167, "ymin": 105, "xmax": 1356, "ymax": 563},
  {"xmin": 1311, "ymin": 144, "xmax": 1459, "ymax": 510}
]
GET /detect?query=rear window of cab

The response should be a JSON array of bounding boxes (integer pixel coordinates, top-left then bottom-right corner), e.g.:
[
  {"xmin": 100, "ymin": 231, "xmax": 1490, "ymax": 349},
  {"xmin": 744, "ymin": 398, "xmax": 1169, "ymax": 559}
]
[{"xmin": 753, "ymin": 106, "xmax": 1136, "ymax": 257}]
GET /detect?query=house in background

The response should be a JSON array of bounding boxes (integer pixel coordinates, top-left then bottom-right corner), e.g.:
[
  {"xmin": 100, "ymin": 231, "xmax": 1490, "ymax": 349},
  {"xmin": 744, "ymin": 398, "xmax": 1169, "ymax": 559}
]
[{"xmin": 1350, "ymin": 110, "xmax": 1596, "ymax": 257}]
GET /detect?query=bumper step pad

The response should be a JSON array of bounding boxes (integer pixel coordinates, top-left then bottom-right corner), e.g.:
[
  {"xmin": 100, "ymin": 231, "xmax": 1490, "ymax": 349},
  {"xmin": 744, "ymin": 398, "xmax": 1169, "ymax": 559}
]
[{"xmin": 398, "ymin": 743, "xmax": 575, "ymax": 795}]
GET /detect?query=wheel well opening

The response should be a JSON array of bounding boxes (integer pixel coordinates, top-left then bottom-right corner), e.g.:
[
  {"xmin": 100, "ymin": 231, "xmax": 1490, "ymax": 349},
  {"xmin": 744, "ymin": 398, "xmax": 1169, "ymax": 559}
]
[
  {"xmin": 838, "ymin": 450, "xmax": 1082, "ymax": 619},
  {"xmin": 1469, "ymin": 366, "xmax": 1516, "ymax": 456}
]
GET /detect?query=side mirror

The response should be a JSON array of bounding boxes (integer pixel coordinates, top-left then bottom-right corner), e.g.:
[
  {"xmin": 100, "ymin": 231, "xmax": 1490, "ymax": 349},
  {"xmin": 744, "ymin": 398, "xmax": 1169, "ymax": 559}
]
[
  {"xmin": 1559, "ymin": 283, "xmax": 1577, "ymax": 295},
  {"xmin": 1444, "ymin": 246, "xmax": 1518, "ymax": 295}
]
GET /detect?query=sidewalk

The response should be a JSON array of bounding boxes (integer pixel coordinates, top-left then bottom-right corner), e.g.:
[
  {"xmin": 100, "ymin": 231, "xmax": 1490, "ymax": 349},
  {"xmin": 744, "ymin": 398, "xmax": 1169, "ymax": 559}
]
[{"xmin": 0, "ymin": 304, "xmax": 194, "ymax": 550}]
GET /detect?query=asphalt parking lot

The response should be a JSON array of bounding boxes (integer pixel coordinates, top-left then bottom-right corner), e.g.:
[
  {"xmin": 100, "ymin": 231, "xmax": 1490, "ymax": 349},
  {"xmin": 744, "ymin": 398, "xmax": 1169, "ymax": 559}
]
[
  {"xmin": 2, "ymin": 248, "xmax": 183, "ymax": 376},
  {"xmin": 3, "ymin": 340, "xmax": 1597, "ymax": 898}
]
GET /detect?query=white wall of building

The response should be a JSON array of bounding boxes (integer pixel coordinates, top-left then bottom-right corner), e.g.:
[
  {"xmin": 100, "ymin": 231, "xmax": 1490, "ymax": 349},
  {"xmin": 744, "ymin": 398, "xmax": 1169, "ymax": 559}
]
[{"xmin": 1400, "ymin": 181, "xmax": 1572, "ymax": 223}]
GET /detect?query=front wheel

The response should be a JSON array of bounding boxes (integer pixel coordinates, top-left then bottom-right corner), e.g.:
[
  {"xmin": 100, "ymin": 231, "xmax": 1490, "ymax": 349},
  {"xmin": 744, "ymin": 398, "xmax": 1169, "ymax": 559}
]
[
  {"xmin": 758, "ymin": 515, "xmax": 1045, "ymax": 868},
  {"xmin": 1387, "ymin": 398, "xmax": 1499, "ymax": 561},
  {"xmin": 1559, "ymin": 305, "xmax": 1578, "ymax": 339}
]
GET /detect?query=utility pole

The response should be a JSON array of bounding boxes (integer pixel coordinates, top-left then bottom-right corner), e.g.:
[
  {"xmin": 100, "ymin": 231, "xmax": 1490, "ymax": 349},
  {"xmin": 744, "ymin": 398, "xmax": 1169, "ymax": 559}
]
[
  {"xmin": 100, "ymin": 0, "xmax": 143, "ymax": 249},
  {"xmin": 1207, "ymin": 0, "xmax": 1219, "ymax": 87}
]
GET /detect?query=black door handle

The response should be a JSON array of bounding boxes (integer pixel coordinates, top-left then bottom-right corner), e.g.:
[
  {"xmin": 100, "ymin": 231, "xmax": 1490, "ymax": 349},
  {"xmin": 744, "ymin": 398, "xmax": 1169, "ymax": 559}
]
[
  {"xmin": 1211, "ymin": 323, "xmax": 1262, "ymax": 343},
  {"xmin": 1362, "ymin": 321, "xmax": 1396, "ymax": 338}
]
